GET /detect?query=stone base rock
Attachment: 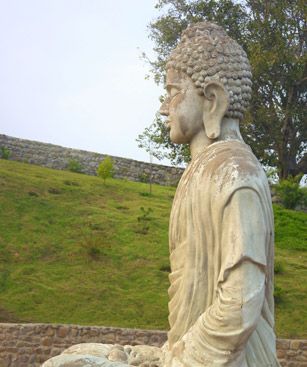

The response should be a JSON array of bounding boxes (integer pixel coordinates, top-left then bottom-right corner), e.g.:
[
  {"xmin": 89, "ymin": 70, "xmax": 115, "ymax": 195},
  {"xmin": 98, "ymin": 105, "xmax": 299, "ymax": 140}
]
[
  {"xmin": 42, "ymin": 343, "xmax": 163, "ymax": 367},
  {"xmin": 41, "ymin": 354, "xmax": 128, "ymax": 367}
]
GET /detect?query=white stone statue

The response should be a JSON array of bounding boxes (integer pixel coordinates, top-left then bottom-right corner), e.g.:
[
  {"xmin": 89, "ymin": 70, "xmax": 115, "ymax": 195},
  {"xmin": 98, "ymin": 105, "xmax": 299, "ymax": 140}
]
[
  {"xmin": 42, "ymin": 22, "xmax": 280, "ymax": 367},
  {"xmin": 160, "ymin": 21, "xmax": 280, "ymax": 367}
]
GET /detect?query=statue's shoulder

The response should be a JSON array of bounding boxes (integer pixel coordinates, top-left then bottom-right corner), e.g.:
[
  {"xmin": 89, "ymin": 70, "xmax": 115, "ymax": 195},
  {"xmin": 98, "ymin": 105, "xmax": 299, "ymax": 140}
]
[{"xmin": 194, "ymin": 140, "xmax": 267, "ymax": 193}]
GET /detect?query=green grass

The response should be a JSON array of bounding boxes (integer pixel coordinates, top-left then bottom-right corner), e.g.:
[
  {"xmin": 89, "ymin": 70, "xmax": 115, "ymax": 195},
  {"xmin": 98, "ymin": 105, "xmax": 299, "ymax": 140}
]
[{"xmin": 0, "ymin": 159, "xmax": 306, "ymax": 338}]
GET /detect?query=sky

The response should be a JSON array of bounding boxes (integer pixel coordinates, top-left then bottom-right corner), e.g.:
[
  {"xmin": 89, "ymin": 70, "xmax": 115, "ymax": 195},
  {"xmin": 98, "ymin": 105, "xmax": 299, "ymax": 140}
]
[{"xmin": 0, "ymin": 0, "xmax": 167, "ymax": 164}]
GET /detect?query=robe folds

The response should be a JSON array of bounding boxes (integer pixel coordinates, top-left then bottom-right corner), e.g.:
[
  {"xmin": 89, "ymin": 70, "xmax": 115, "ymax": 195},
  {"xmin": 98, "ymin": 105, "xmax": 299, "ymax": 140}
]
[{"xmin": 166, "ymin": 140, "xmax": 280, "ymax": 367}]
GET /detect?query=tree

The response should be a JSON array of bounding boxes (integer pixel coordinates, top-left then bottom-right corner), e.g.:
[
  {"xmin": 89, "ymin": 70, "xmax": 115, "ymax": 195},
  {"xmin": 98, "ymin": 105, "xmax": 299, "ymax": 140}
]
[
  {"xmin": 96, "ymin": 156, "xmax": 114, "ymax": 184},
  {"xmin": 139, "ymin": 0, "xmax": 306, "ymax": 179}
]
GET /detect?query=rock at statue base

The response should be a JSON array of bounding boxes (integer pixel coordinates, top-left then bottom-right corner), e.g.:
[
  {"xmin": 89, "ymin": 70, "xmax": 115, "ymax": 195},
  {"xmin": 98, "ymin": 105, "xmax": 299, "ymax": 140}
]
[
  {"xmin": 41, "ymin": 353, "xmax": 128, "ymax": 367},
  {"xmin": 62, "ymin": 343, "xmax": 114, "ymax": 358},
  {"xmin": 41, "ymin": 343, "xmax": 163, "ymax": 367}
]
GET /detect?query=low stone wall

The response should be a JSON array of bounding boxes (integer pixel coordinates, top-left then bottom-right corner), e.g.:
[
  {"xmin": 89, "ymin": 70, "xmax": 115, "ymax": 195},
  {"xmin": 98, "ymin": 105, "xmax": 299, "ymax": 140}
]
[
  {"xmin": 0, "ymin": 135, "xmax": 184, "ymax": 186},
  {"xmin": 277, "ymin": 338, "xmax": 307, "ymax": 367},
  {"xmin": 0, "ymin": 323, "xmax": 306, "ymax": 367},
  {"xmin": 0, "ymin": 323, "xmax": 167, "ymax": 367}
]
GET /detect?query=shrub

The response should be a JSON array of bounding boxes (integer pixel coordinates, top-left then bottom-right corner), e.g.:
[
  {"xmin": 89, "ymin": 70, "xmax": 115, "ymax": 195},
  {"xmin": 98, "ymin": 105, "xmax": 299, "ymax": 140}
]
[
  {"xmin": 139, "ymin": 192, "xmax": 151, "ymax": 197},
  {"xmin": 138, "ymin": 172, "xmax": 149, "ymax": 183},
  {"xmin": 274, "ymin": 261, "xmax": 285, "ymax": 274},
  {"xmin": 67, "ymin": 159, "xmax": 83, "ymax": 173},
  {"xmin": 275, "ymin": 177, "xmax": 304, "ymax": 209},
  {"xmin": 97, "ymin": 156, "xmax": 114, "ymax": 183},
  {"xmin": 301, "ymin": 187, "xmax": 307, "ymax": 207},
  {"xmin": 274, "ymin": 285, "xmax": 284, "ymax": 304},
  {"xmin": 0, "ymin": 147, "xmax": 11, "ymax": 159},
  {"xmin": 87, "ymin": 246, "xmax": 101, "ymax": 260},
  {"xmin": 136, "ymin": 207, "xmax": 153, "ymax": 234}
]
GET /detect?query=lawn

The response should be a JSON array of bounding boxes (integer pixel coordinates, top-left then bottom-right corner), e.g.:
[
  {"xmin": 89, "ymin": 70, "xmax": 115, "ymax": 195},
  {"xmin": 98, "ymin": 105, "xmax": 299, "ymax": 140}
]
[{"xmin": 0, "ymin": 159, "xmax": 306, "ymax": 338}]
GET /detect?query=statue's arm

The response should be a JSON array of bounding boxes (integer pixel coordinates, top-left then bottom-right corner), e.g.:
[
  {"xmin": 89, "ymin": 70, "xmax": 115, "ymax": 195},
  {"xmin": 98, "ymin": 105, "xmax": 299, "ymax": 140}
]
[{"xmin": 174, "ymin": 188, "xmax": 269, "ymax": 366}]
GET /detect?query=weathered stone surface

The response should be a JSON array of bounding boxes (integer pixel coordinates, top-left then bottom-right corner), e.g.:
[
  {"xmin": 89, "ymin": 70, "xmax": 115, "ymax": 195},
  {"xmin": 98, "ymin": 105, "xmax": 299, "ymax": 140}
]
[
  {"xmin": 127, "ymin": 345, "xmax": 162, "ymax": 366},
  {"xmin": 44, "ymin": 342, "xmax": 163, "ymax": 367},
  {"xmin": 109, "ymin": 346, "xmax": 127, "ymax": 363},
  {"xmin": 41, "ymin": 354, "xmax": 129, "ymax": 367},
  {"xmin": 160, "ymin": 21, "xmax": 279, "ymax": 367},
  {"xmin": 62, "ymin": 343, "xmax": 113, "ymax": 357}
]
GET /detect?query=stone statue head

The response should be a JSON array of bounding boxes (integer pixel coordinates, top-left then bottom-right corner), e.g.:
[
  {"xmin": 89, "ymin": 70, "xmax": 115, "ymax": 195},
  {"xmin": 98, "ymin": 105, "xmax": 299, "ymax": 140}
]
[{"xmin": 160, "ymin": 22, "xmax": 252, "ymax": 144}]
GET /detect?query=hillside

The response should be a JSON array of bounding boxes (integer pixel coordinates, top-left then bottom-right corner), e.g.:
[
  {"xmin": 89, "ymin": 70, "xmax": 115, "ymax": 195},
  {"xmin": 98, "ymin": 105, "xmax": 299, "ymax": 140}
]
[{"xmin": 0, "ymin": 159, "xmax": 306, "ymax": 338}]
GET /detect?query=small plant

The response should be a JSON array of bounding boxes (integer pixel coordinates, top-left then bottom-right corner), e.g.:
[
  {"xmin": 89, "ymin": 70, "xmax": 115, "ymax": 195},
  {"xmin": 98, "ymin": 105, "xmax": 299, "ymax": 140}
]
[
  {"xmin": 0, "ymin": 146, "xmax": 11, "ymax": 159},
  {"xmin": 139, "ymin": 192, "xmax": 151, "ymax": 197},
  {"xmin": 87, "ymin": 246, "xmax": 101, "ymax": 260},
  {"xmin": 274, "ymin": 261, "xmax": 285, "ymax": 275},
  {"xmin": 301, "ymin": 187, "xmax": 307, "ymax": 207},
  {"xmin": 67, "ymin": 159, "xmax": 83, "ymax": 173},
  {"xmin": 274, "ymin": 285, "xmax": 284, "ymax": 304},
  {"xmin": 138, "ymin": 172, "xmax": 150, "ymax": 183},
  {"xmin": 136, "ymin": 207, "xmax": 153, "ymax": 234},
  {"xmin": 80, "ymin": 233, "xmax": 103, "ymax": 261},
  {"xmin": 275, "ymin": 177, "xmax": 304, "ymax": 209},
  {"xmin": 97, "ymin": 156, "xmax": 114, "ymax": 184}
]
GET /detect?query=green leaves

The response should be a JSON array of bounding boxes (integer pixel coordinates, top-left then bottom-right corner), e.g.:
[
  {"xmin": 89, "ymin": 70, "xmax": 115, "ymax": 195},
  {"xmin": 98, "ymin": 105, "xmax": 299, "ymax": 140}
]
[
  {"xmin": 96, "ymin": 157, "xmax": 114, "ymax": 184},
  {"xmin": 140, "ymin": 0, "xmax": 307, "ymax": 178}
]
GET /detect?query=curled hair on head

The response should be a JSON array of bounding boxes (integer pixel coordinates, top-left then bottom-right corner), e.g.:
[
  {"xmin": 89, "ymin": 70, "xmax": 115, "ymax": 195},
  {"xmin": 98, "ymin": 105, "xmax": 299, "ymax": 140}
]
[{"xmin": 166, "ymin": 22, "xmax": 252, "ymax": 121}]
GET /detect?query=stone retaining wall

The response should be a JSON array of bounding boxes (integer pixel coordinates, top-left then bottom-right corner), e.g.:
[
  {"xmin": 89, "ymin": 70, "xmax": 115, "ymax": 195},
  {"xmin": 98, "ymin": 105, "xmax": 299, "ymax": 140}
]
[
  {"xmin": 0, "ymin": 323, "xmax": 306, "ymax": 367},
  {"xmin": 0, "ymin": 135, "xmax": 184, "ymax": 186}
]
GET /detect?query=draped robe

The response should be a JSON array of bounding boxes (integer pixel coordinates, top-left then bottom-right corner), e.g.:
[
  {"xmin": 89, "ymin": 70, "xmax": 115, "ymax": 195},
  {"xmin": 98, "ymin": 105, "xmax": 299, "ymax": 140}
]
[{"xmin": 165, "ymin": 140, "xmax": 280, "ymax": 367}]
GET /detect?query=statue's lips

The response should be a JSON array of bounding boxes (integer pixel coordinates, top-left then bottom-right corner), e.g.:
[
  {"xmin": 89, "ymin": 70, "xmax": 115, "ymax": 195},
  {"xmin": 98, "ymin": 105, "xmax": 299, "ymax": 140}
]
[{"xmin": 165, "ymin": 120, "xmax": 171, "ymax": 129}]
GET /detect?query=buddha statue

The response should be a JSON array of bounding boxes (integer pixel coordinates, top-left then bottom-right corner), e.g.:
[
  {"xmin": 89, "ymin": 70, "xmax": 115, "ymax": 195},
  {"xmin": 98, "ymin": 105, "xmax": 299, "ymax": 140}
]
[{"xmin": 160, "ymin": 21, "xmax": 280, "ymax": 367}]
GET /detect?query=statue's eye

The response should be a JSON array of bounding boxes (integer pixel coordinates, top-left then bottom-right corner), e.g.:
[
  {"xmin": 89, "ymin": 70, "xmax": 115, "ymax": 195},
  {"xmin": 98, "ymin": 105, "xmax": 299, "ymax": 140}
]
[{"xmin": 170, "ymin": 88, "xmax": 180, "ymax": 98}]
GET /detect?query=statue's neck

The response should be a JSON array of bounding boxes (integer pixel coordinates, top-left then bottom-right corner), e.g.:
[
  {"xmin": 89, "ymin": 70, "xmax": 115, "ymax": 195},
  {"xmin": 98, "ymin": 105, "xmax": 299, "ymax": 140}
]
[
  {"xmin": 219, "ymin": 118, "xmax": 243, "ymax": 142},
  {"xmin": 190, "ymin": 118, "xmax": 243, "ymax": 160}
]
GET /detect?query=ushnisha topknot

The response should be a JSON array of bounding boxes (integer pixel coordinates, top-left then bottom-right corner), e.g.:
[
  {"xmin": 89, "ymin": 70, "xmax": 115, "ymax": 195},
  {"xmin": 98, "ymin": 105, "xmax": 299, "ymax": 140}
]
[{"xmin": 166, "ymin": 21, "xmax": 252, "ymax": 121}]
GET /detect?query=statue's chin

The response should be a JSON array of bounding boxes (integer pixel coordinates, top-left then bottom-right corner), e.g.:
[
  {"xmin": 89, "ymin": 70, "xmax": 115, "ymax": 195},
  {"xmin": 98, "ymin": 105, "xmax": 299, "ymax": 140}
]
[{"xmin": 169, "ymin": 130, "xmax": 187, "ymax": 145}]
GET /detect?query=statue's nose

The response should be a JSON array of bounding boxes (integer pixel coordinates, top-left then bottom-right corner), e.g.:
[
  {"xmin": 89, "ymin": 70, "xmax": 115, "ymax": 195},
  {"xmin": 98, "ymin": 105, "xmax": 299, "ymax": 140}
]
[{"xmin": 159, "ymin": 98, "xmax": 169, "ymax": 116}]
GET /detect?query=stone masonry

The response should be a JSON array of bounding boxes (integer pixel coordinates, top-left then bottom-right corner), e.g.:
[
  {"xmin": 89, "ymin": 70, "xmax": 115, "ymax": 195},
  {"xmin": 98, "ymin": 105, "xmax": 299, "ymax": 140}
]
[
  {"xmin": 0, "ymin": 323, "xmax": 306, "ymax": 367},
  {"xmin": 0, "ymin": 135, "xmax": 184, "ymax": 186}
]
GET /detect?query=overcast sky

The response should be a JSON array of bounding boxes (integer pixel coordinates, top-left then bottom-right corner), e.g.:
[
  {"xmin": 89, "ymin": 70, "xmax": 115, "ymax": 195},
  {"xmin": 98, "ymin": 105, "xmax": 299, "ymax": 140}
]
[{"xmin": 0, "ymin": 0, "xmax": 168, "ymax": 164}]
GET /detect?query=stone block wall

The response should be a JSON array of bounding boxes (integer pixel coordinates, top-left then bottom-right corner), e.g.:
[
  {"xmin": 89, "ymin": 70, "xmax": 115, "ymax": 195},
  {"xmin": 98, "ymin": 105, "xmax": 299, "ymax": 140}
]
[
  {"xmin": 0, "ymin": 323, "xmax": 167, "ymax": 367},
  {"xmin": 277, "ymin": 338, "xmax": 307, "ymax": 367},
  {"xmin": 0, "ymin": 323, "xmax": 306, "ymax": 367},
  {"xmin": 0, "ymin": 135, "xmax": 184, "ymax": 186}
]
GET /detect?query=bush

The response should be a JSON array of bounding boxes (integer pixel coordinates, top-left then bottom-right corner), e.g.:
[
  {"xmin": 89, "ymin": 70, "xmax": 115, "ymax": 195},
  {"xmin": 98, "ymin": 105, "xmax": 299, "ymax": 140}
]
[
  {"xmin": 0, "ymin": 147, "xmax": 11, "ymax": 159},
  {"xmin": 275, "ymin": 177, "xmax": 305, "ymax": 209},
  {"xmin": 274, "ymin": 285, "xmax": 284, "ymax": 304},
  {"xmin": 301, "ymin": 187, "xmax": 307, "ymax": 207},
  {"xmin": 139, "ymin": 192, "xmax": 151, "ymax": 197},
  {"xmin": 274, "ymin": 261, "xmax": 285, "ymax": 274},
  {"xmin": 136, "ymin": 207, "xmax": 153, "ymax": 234},
  {"xmin": 97, "ymin": 156, "xmax": 114, "ymax": 183},
  {"xmin": 138, "ymin": 172, "xmax": 149, "ymax": 183},
  {"xmin": 67, "ymin": 159, "xmax": 83, "ymax": 173}
]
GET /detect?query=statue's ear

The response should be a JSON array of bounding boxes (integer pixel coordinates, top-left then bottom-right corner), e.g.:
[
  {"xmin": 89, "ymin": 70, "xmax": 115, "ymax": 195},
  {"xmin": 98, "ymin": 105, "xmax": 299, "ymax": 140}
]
[{"xmin": 203, "ymin": 81, "xmax": 229, "ymax": 139}]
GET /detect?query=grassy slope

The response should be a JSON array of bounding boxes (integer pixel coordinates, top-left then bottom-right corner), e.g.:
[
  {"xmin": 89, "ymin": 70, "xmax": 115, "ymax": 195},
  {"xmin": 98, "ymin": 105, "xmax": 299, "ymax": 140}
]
[{"xmin": 0, "ymin": 159, "xmax": 306, "ymax": 338}]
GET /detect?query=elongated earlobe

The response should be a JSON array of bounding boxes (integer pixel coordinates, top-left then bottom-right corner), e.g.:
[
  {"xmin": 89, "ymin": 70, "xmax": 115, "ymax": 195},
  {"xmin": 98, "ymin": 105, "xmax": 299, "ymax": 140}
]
[{"xmin": 203, "ymin": 81, "xmax": 229, "ymax": 139}]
